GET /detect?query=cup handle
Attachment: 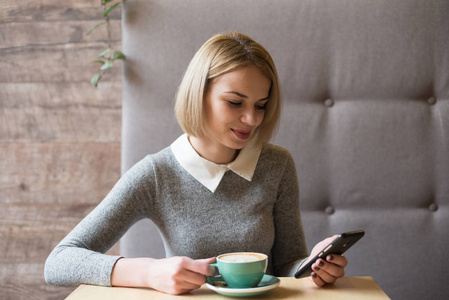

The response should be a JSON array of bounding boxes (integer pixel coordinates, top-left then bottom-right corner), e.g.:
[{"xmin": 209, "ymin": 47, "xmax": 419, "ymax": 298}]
[{"xmin": 206, "ymin": 263, "xmax": 223, "ymax": 284}]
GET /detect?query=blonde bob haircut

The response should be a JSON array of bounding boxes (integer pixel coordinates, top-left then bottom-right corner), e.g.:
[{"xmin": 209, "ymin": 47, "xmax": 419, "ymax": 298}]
[{"xmin": 175, "ymin": 32, "xmax": 281, "ymax": 146}]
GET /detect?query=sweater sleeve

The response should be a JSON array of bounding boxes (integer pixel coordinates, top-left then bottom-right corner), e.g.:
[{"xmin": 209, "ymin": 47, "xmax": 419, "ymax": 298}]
[
  {"xmin": 271, "ymin": 149, "xmax": 309, "ymax": 277},
  {"xmin": 44, "ymin": 156, "xmax": 155, "ymax": 287}
]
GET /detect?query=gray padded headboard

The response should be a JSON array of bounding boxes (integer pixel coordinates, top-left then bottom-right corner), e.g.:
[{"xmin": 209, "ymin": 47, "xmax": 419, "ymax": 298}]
[{"xmin": 121, "ymin": 1, "xmax": 449, "ymax": 299}]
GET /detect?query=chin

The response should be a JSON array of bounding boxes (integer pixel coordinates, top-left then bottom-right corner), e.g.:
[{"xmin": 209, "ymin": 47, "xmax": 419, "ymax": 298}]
[
  {"xmin": 224, "ymin": 133, "xmax": 252, "ymax": 150},
  {"xmin": 227, "ymin": 139, "xmax": 248, "ymax": 150}
]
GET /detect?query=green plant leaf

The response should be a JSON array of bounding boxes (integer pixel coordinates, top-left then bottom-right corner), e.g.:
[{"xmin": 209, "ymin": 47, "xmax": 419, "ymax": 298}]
[
  {"xmin": 113, "ymin": 50, "xmax": 126, "ymax": 60},
  {"xmin": 100, "ymin": 60, "xmax": 114, "ymax": 71},
  {"xmin": 91, "ymin": 60, "xmax": 105, "ymax": 64},
  {"xmin": 86, "ymin": 22, "xmax": 105, "ymax": 36},
  {"xmin": 99, "ymin": 48, "xmax": 111, "ymax": 58},
  {"xmin": 103, "ymin": 0, "xmax": 114, "ymax": 3},
  {"xmin": 104, "ymin": 3, "xmax": 120, "ymax": 17},
  {"xmin": 91, "ymin": 73, "xmax": 101, "ymax": 87}
]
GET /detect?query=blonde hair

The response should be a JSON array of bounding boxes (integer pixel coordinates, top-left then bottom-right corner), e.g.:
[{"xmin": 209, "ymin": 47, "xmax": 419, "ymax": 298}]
[{"xmin": 175, "ymin": 32, "xmax": 281, "ymax": 145}]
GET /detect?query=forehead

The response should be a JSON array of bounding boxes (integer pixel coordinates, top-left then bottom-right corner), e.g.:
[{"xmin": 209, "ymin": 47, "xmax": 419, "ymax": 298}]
[{"xmin": 209, "ymin": 66, "xmax": 271, "ymax": 95}]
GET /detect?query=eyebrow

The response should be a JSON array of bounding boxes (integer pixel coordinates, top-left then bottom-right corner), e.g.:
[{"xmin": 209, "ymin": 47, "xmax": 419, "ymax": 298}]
[{"xmin": 224, "ymin": 91, "xmax": 269, "ymax": 101}]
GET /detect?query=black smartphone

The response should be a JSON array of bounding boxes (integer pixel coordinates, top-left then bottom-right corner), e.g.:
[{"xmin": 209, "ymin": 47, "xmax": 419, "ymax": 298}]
[{"xmin": 294, "ymin": 230, "xmax": 365, "ymax": 278}]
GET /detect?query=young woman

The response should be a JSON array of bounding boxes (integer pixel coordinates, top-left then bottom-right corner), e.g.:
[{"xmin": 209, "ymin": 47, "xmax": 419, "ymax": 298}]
[{"xmin": 45, "ymin": 32, "xmax": 347, "ymax": 295}]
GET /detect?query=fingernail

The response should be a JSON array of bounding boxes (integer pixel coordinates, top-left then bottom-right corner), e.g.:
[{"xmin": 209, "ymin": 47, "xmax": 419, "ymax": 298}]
[
  {"xmin": 315, "ymin": 266, "xmax": 320, "ymax": 271},
  {"xmin": 312, "ymin": 273, "xmax": 318, "ymax": 278},
  {"xmin": 318, "ymin": 261, "xmax": 324, "ymax": 267},
  {"xmin": 328, "ymin": 255, "xmax": 334, "ymax": 261}
]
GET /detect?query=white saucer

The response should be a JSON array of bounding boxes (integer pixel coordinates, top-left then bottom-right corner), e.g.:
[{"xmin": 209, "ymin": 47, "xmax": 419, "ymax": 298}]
[{"xmin": 205, "ymin": 274, "xmax": 280, "ymax": 297}]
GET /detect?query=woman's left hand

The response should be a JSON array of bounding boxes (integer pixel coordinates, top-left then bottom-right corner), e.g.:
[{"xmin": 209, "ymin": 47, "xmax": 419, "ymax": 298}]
[{"xmin": 308, "ymin": 236, "xmax": 348, "ymax": 287}]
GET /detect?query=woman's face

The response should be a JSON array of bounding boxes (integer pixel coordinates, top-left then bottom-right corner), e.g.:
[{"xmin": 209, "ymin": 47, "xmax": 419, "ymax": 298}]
[{"xmin": 190, "ymin": 65, "xmax": 271, "ymax": 164}]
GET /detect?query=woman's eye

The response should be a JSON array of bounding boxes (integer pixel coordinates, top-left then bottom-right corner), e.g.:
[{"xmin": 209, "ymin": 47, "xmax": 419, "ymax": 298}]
[
  {"xmin": 256, "ymin": 102, "xmax": 268, "ymax": 110},
  {"xmin": 227, "ymin": 101, "xmax": 242, "ymax": 107}
]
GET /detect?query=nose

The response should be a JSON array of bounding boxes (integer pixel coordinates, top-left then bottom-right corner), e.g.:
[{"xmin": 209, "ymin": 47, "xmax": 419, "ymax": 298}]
[{"xmin": 241, "ymin": 108, "xmax": 259, "ymax": 126}]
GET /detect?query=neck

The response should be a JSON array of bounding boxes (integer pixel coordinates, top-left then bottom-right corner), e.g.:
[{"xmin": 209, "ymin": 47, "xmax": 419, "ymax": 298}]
[{"xmin": 188, "ymin": 136, "xmax": 239, "ymax": 164}]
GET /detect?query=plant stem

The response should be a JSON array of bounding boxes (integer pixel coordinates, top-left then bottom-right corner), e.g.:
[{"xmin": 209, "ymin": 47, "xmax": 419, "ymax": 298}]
[
  {"xmin": 103, "ymin": 3, "xmax": 113, "ymax": 59},
  {"xmin": 92, "ymin": 1, "xmax": 123, "ymax": 87}
]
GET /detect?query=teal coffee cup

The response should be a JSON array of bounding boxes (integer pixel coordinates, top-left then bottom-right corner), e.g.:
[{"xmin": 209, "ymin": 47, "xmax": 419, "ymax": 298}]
[{"xmin": 208, "ymin": 252, "xmax": 268, "ymax": 288}]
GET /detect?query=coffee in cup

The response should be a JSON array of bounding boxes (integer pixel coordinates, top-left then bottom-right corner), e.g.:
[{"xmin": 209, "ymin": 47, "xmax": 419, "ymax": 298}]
[
  {"xmin": 219, "ymin": 253, "xmax": 266, "ymax": 263},
  {"xmin": 208, "ymin": 252, "xmax": 268, "ymax": 288}
]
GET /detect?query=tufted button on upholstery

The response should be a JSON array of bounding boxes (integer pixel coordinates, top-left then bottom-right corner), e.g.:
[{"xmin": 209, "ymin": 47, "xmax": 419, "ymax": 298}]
[
  {"xmin": 324, "ymin": 98, "xmax": 334, "ymax": 107},
  {"xmin": 325, "ymin": 206, "xmax": 335, "ymax": 215},
  {"xmin": 429, "ymin": 203, "xmax": 438, "ymax": 212},
  {"xmin": 427, "ymin": 97, "xmax": 436, "ymax": 105}
]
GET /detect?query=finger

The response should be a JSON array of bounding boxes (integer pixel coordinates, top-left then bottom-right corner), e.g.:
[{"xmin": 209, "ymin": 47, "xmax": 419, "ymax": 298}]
[
  {"xmin": 180, "ymin": 268, "xmax": 209, "ymax": 286},
  {"xmin": 166, "ymin": 266, "xmax": 209, "ymax": 293},
  {"xmin": 196, "ymin": 257, "xmax": 217, "ymax": 275},
  {"xmin": 198, "ymin": 257, "xmax": 218, "ymax": 276},
  {"xmin": 162, "ymin": 270, "xmax": 202, "ymax": 295},
  {"xmin": 181, "ymin": 257, "xmax": 216, "ymax": 277},
  {"xmin": 315, "ymin": 258, "xmax": 345, "ymax": 278},
  {"xmin": 197, "ymin": 257, "xmax": 216, "ymax": 264},
  {"xmin": 326, "ymin": 254, "xmax": 348, "ymax": 268},
  {"xmin": 312, "ymin": 261, "xmax": 337, "ymax": 284},
  {"xmin": 174, "ymin": 289, "xmax": 195, "ymax": 295},
  {"xmin": 164, "ymin": 257, "xmax": 209, "ymax": 289},
  {"xmin": 311, "ymin": 271, "xmax": 325, "ymax": 287}
]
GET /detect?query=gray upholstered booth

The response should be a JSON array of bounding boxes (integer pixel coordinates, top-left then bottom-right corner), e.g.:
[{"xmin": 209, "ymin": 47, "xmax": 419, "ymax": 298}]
[{"xmin": 120, "ymin": 1, "xmax": 449, "ymax": 299}]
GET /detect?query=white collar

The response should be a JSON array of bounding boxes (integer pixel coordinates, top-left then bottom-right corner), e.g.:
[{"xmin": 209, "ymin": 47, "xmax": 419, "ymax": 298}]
[{"xmin": 171, "ymin": 134, "xmax": 262, "ymax": 193}]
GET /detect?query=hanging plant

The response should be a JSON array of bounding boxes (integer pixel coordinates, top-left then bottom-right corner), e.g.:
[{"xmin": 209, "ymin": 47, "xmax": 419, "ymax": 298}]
[{"xmin": 87, "ymin": 0, "xmax": 126, "ymax": 87}]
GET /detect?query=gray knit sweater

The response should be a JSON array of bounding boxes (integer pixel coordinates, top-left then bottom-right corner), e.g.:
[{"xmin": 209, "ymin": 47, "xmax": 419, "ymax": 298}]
[{"xmin": 44, "ymin": 143, "xmax": 308, "ymax": 286}]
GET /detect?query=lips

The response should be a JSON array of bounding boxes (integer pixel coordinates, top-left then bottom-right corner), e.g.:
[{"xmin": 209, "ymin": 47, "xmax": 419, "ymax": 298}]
[{"xmin": 232, "ymin": 129, "xmax": 251, "ymax": 140}]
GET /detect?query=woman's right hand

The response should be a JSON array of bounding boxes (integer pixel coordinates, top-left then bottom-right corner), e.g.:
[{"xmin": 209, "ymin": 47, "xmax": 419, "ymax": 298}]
[
  {"xmin": 111, "ymin": 256, "xmax": 216, "ymax": 295},
  {"xmin": 145, "ymin": 256, "xmax": 216, "ymax": 294}
]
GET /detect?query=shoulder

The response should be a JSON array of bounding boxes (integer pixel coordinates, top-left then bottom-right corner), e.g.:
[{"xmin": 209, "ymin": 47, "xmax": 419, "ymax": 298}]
[
  {"xmin": 260, "ymin": 143, "xmax": 294, "ymax": 163},
  {"xmin": 256, "ymin": 143, "xmax": 296, "ymax": 176},
  {"xmin": 123, "ymin": 146, "xmax": 175, "ymax": 178},
  {"xmin": 254, "ymin": 143, "xmax": 298, "ymax": 190}
]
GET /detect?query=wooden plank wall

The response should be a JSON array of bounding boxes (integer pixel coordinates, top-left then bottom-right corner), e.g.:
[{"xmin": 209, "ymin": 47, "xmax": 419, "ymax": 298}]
[{"xmin": 1, "ymin": 1, "xmax": 123, "ymax": 299}]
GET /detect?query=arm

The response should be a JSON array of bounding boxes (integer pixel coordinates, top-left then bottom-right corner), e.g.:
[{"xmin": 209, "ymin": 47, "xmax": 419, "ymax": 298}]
[
  {"xmin": 270, "ymin": 150, "xmax": 348, "ymax": 285},
  {"xmin": 110, "ymin": 256, "xmax": 216, "ymax": 295},
  {"xmin": 271, "ymin": 150, "xmax": 309, "ymax": 276},
  {"xmin": 45, "ymin": 154, "xmax": 216, "ymax": 294},
  {"xmin": 44, "ymin": 157, "xmax": 153, "ymax": 286}
]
